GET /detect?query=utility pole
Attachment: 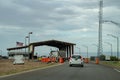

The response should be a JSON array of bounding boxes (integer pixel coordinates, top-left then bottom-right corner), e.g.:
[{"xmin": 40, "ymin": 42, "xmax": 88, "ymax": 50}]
[
  {"xmin": 98, "ymin": 0, "xmax": 103, "ymax": 57},
  {"xmin": 25, "ymin": 36, "xmax": 29, "ymax": 54}
]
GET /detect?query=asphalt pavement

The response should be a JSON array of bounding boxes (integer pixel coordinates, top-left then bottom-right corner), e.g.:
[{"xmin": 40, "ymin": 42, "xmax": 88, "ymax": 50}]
[{"xmin": 0, "ymin": 62, "xmax": 120, "ymax": 80}]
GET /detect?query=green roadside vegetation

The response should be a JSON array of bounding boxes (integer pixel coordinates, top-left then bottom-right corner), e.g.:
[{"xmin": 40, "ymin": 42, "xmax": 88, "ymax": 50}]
[
  {"xmin": 98, "ymin": 54, "xmax": 120, "ymax": 68},
  {"xmin": 90, "ymin": 54, "xmax": 120, "ymax": 69},
  {"xmin": 100, "ymin": 61, "xmax": 120, "ymax": 69}
]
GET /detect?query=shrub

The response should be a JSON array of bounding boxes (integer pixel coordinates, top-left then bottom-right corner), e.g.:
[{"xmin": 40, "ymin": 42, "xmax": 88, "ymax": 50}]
[
  {"xmin": 100, "ymin": 54, "xmax": 106, "ymax": 61},
  {"xmin": 110, "ymin": 56, "xmax": 119, "ymax": 61}
]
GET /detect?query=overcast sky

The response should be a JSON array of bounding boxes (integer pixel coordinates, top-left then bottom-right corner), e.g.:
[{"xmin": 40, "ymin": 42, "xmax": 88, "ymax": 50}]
[{"xmin": 0, "ymin": 0, "xmax": 120, "ymax": 57}]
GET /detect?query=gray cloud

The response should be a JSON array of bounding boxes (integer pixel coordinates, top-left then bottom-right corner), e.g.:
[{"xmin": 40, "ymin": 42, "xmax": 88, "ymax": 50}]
[
  {"xmin": 104, "ymin": 0, "xmax": 120, "ymax": 8},
  {"xmin": 0, "ymin": 0, "xmax": 119, "ymax": 32},
  {"xmin": 0, "ymin": 0, "xmax": 120, "ymax": 56},
  {"xmin": 0, "ymin": 0, "xmax": 98, "ymax": 29}
]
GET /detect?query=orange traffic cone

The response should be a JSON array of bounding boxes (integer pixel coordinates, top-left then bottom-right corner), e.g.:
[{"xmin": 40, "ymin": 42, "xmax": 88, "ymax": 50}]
[{"xmin": 96, "ymin": 58, "xmax": 99, "ymax": 64}]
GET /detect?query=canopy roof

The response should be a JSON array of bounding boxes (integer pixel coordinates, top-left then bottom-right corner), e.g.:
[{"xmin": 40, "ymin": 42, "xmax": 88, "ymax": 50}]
[{"xmin": 7, "ymin": 40, "xmax": 75, "ymax": 51}]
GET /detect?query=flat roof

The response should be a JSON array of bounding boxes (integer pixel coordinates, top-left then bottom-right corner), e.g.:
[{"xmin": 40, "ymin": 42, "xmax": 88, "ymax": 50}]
[
  {"xmin": 7, "ymin": 40, "xmax": 76, "ymax": 51},
  {"xmin": 7, "ymin": 45, "xmax": 28, "ymax": 51}
]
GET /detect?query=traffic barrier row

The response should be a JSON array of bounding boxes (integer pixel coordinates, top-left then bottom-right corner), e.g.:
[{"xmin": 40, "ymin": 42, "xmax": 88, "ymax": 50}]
[
  {"xmin": 40, "ymin": 57, "xmax": 64, "ymax": 63},
  {"xmin": 84, "ymin": 58, "xmax": 99, "ymax": 64},
  {"xmin": 41, "ymin": 58, "xmax": 51, "ymax": 62}
]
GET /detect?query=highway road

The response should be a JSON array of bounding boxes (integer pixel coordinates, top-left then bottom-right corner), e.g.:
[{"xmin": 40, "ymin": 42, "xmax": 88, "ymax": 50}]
[{"xmin": 0, "ymin": 62, "xmax": 120, "ymax": 80}]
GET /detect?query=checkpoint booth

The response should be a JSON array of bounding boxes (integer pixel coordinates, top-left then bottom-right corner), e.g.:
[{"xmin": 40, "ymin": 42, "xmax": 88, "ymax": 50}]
[{"xmin": 7, "ymin": 40, "xmax": 76, "ymax": 60}]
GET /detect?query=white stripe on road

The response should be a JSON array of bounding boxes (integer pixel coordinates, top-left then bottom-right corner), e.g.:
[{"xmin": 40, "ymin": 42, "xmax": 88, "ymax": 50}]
[{"xmin": 114, "ymin": 68, "xmax": 120, "ymax": 72}]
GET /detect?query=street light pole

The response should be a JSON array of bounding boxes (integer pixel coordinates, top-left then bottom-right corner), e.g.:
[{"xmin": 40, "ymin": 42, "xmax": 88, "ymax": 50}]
[
  {"xmin": 117, "ymin": 37, "xmax": 119, "ymax": 59},
  {"xmin": 28, "ymin": 32, "xmax": 33, "ymax": 59},
  {"xmin": 107, "ymin": 34, "xmax": 119, "ymax": 59},
  {"xmin": 92, "ymin": 44, "xmax": 98, "ymax": 56},
  {"xmin": 76, "ymin": 47, "xmax": 81, "ymax": 55},
  {"xmin": 103, "ymin": 20, "xmax": 120, "ymax": 27},
  {"xmin": 28, "ymin": 32, "xmax": 33, "ymax": 45},
  {"xmin": 82, "ymin": 45, "xmax": 88, "ymax": 58},
  {"xmin": 87, "ymin": 46, "xmax": 88, "ymax": 58},
  {"xmin": 92, "ymin": 44, "xmax": 100, "ymax": 64},
  {"xmin": 104, "ymin": 42, "xmax": 113, "ymax": 56},
  {"xmin": 82, "ymin": 45, "xmax": 89, "ymax": 63},
  {"xmin": 25, "ymin": 36, "xmax": 29, "ymax": 54}
]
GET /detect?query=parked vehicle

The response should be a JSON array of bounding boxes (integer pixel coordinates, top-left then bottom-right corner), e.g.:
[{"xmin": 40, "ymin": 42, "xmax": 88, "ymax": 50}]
[
  {"xmin": 69, "ymin": 54, "xmax": 84, "ymax": 67},
  {"xmin": 13, "ymin": 55, "xmax": 24, "ymax": 65}
]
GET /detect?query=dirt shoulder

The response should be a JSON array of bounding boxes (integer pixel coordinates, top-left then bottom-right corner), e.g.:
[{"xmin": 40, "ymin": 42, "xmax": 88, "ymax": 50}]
[{"xmin": 0, "ymin": 59, "xmax": 59, "ymax": 76}]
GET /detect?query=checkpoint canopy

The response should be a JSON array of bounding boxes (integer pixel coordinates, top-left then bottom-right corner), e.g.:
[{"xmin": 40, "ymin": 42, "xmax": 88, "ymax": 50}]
[{"xmin": 7, "ymin": 40, "xmax": 76, "ymax": 59}]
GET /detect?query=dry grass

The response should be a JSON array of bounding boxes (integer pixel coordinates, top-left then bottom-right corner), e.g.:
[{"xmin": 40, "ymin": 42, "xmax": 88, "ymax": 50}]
[{"xmin": 0, "ymin": 59, "xmax": 57, "ymax": 76}]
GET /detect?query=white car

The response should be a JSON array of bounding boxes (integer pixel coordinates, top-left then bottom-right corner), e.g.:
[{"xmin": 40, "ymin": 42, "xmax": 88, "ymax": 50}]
[
  {"xmin": 69, "ymin": 54, "xmax": 84, "ymax": 67},
  {"xmin": 13, "ymin": 55, "xmax": 24, "ymax": 65}
]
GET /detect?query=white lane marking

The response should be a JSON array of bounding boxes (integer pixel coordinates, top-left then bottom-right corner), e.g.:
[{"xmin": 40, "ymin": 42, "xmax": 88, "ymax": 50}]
[{"xmin": 114, "ymin": 68, "xmax": 120, "ymax": 72}]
